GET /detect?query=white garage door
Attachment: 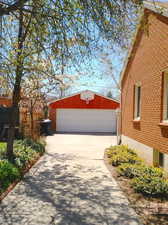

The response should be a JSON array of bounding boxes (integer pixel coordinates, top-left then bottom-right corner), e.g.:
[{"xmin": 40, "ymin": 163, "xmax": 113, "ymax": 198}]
[{"xmin": 56, "ymin": 109, "xmax": 117, "ymax": 133}]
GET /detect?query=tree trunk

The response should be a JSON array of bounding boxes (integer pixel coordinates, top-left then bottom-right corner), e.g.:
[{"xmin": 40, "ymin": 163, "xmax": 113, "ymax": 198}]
[
  {"xmin": 6, "ymin": 2, "xmax": 24, "ymax": 161},
  {"xmin": 30, "ymin": 100, "xmax": 34, "ymax": 138},
  {"xmin": 7, "ymin": 106, "xmax": 19, "ymax": 160},
  {"xmin": 7, "ymin": 72, "xmax": 23, "ymax": 160}
]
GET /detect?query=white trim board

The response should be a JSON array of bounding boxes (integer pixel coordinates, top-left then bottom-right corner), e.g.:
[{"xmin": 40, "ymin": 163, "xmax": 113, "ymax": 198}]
[
  {"xmin": 121, "ymin": 135, "xmax": 153, "ymax": 165},
  {"xmin": 48, "ymin": 90, "xmax": 120, "ymax": 105}
]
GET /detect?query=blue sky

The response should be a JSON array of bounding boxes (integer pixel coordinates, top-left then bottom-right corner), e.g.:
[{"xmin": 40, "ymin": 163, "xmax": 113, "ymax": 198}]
[
  {"xmin": 71, "ymin": 52, "xmax": 124, "ymax": 97},
  {"xmin": 65, "ymin": 0, "xmax": 167, "ymax": 98},
  {"xmin": 66, "ymin": 44, "xmax": 125, "ymax": 98}
]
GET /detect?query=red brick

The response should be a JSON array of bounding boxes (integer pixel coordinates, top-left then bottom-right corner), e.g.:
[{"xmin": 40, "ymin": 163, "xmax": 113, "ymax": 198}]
[{"xmin": 121, "ymin": 10, "xmax": 168, "ymax": 154}]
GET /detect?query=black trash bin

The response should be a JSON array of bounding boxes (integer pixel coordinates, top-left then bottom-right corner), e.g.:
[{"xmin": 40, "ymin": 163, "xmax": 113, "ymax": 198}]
[{"xmin": 40, "ymin": 119, "xmax": 51, "ymax": 135}]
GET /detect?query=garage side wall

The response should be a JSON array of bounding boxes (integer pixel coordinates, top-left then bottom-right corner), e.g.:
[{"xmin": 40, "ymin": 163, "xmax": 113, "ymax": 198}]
[{"xmin": 48, "ymin": 94, "xmax": 119, "ymax": 131}]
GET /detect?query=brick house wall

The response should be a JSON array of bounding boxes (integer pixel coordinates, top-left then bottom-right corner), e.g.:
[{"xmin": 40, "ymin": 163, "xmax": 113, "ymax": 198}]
[
  {"xmin": 49, "ymin": 93, "xmax": 119, "ymax": 131},
  {"xmin": 121, "ymin": 9, "xmax": 168, "ymax": 157}
]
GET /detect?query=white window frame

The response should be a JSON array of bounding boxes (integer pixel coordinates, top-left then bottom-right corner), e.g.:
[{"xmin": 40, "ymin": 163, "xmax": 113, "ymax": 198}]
[
  {"xmin": 134, "ymin": 83, "xmax": 141, "ymax": 120},
  {"xmin": 163, "ymin": 73, "xmax": 168, "ymax": 123}
]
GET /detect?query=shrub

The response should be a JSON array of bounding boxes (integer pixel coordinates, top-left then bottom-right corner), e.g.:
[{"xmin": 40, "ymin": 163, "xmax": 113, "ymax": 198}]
[
  {"xmin": 109, "ymin": 152, "xmax": 142, "ymax": 166},
  {"xmin": 107, "ymin": 145, "xmax": 168, "ymax": 198},
  {"xmin": 142, "ymin": 166, "xmax": 165, "ymax": 178},
  {"xmin": 117, "ymin": 163, "xmax": 165, "ymax": 179},
  {"xmin": 117, "ymin": 163, "xmax": 145, "ymax": 178},
  {"xmin": 0, "ymin": 160, "xmax": 20, "ymax": 193},
  {"xmin": 0, "ymin": 139, "xmax": 45, "ymax": 167},
  {"xmin": 106, "ymin": 145, "xmax": 136, "ymax": 158},
  {"xmin": 13, "ymin": 138, "xmax": 45, "ymax": 168},
  {"xmin": 106, "ymin": 145, "xmax": 142, "ymax": 166},
  {"xmin": 0, "ymin": 142, "xmax": 7, "ymax": 158},
  {"xmin": 0, "ymin": 138, "xmax": 45, "ymax": 194},
  {"xmin": 14, "ymin": 145, "xmax": 39, "ymax": 168},
  {"xmin": 131, "ymin": 176, "xmax": 168, "ymax": 197},
  {"xmin": 15, "ymin": 138, "xmax": 45, "ymax": 153}
]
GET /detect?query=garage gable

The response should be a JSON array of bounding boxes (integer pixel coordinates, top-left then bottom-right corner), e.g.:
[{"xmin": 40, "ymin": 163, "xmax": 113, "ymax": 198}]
[
  {"xmin": 48, "ymin": 90, "xmax": 120, "ymax": 132},
  {"xmin": 49, "ymin": 90, "xmax": 119, "ymax": 109}
]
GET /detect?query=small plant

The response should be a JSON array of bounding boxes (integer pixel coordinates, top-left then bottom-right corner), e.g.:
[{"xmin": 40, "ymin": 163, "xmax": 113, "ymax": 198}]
[
  {"xmin": 106, "ymin": 145, "xmax": 142, "ymax": 166},
  {"xmin": 0, "ymin": 138, "xmax": 45, "ymax": 195},
  {"xmin": 106, "ymin": 145, "xmax": 136, "ymax": 158},
  {"xmin": 109, "ymin": 152, "xmax": 142, "ymax": 166},
  {"xmin": 13, "ymin": 138, "xmax": 45, "ymax": 168},
  {"xmin": 0, "ymin": 142, "xmax": 7, "ymax": 158},
  {"xmin": 14, "ymin": 145, "xmax": 38, "ymax": 168},
  {"xmin": 14, "ymin": 138, "xmax": 45, "ymax": 153},
  {"xmin": 117, "ymin": 163, "xmax": 165, "ymax": 179},
  {"xmin": 106, "ymin": 144, "xmax": 168, "ymax": 199},
  {"xmin": 0, "ymin": 160, "xmax": 20, "ymax": 193},
  {"xmin": 117, "ymin": 163, "xmax": 145, "ymax": 178},
  {"xmin": 131, "ymin": 176, "xmax": 168, "ymax": 197}
]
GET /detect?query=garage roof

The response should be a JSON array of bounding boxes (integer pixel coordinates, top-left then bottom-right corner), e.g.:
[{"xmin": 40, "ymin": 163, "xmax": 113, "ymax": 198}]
[{"xmin": 48, "ymin": 90, "xmax": 119, "ymax": 105}]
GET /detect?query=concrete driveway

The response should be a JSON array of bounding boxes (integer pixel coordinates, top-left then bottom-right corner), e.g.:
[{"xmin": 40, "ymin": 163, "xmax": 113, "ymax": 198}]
[{"xmin": 0, "ymin": 133, "xmax": 142, "ymax": 225}]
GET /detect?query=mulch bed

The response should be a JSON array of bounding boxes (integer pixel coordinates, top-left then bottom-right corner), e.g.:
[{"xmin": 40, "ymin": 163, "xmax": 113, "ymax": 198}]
[
  {"xmin": 0, "ymin": 152, "xmax": 44, "ymax": 202},
  {"xmin": 104, "ymin": 152, "xmax": 168, "ymax": 225}
]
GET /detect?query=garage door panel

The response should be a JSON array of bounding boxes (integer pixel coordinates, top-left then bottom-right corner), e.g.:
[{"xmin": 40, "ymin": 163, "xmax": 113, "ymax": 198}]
[{"xmin": 56, "ymin": 109, "xmax": 116, "ymax": 133}]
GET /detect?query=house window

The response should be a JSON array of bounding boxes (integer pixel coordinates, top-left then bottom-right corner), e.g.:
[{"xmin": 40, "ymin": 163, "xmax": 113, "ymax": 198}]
[
  {"xmin": 134, "ymin": 84, "xmax": 141, "ymax": 120},
  {"xmin": 163, "ymin": 73, "xmax": 168, "ymax": 122}
]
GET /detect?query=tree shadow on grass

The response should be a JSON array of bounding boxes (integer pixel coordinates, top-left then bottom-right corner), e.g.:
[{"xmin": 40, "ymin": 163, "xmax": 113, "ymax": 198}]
[{"xmin": 0, "ymin": 153, "xmax": 141, "ymax": 225}]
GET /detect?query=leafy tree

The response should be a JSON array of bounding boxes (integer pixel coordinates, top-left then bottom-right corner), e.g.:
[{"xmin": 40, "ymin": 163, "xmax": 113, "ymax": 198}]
[
  {"xmin": 0, "ymin": 0, "xmax": 143, "ymax": 160},
  {"xmin": 20, "ymin": 75, "xmax": 46, "ymax": 138},
  {"xmin": 100, "ymin": 51, "xmax": 121, "ymax": 92}
]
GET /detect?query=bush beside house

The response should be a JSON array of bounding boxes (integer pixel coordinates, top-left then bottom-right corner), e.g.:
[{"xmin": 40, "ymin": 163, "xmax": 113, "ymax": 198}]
[{"xmin": 106, "ymin": 145, "xmax": 168, "ymax": 198}]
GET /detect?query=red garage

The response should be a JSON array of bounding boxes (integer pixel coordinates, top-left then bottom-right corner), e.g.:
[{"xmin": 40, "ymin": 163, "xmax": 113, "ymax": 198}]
[{"xmin": 48, "ymin": 90, "xmax": 119, "ymax": 133}]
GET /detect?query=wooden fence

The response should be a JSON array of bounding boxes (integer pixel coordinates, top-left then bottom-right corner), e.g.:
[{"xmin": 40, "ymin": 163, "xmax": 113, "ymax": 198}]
[{"xmin": 0, "ymin": 96, "xmax": 45, "ymax": 140}]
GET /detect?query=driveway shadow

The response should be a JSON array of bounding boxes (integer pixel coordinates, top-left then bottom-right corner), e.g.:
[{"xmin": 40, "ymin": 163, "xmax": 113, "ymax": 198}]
[{"xmin": 0, "ymin": 153, "xmax": 141, "ymax": 225}]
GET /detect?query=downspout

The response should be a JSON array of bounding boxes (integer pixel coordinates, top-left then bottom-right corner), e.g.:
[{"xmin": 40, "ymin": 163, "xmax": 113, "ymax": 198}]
[
  {"xmin": 117, "ymin": 90, "xmax": 122, "ymax": 145},
  {"xmin": 119, "ymin": 90, "xmax": 122, "ymax": 145}
]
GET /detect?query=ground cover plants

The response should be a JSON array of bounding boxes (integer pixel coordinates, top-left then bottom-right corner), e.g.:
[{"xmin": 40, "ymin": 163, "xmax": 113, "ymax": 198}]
[
  {"xmin": 105, "ymin": 145, "xmax": 168, "ymax": 224},
  {"xmin": 0, "ymin": 138, "xmax": 45, "ymax": 195},
  {"xmin": 106, "ymin": 145, "xmax": 168, "ymax": 197}
]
